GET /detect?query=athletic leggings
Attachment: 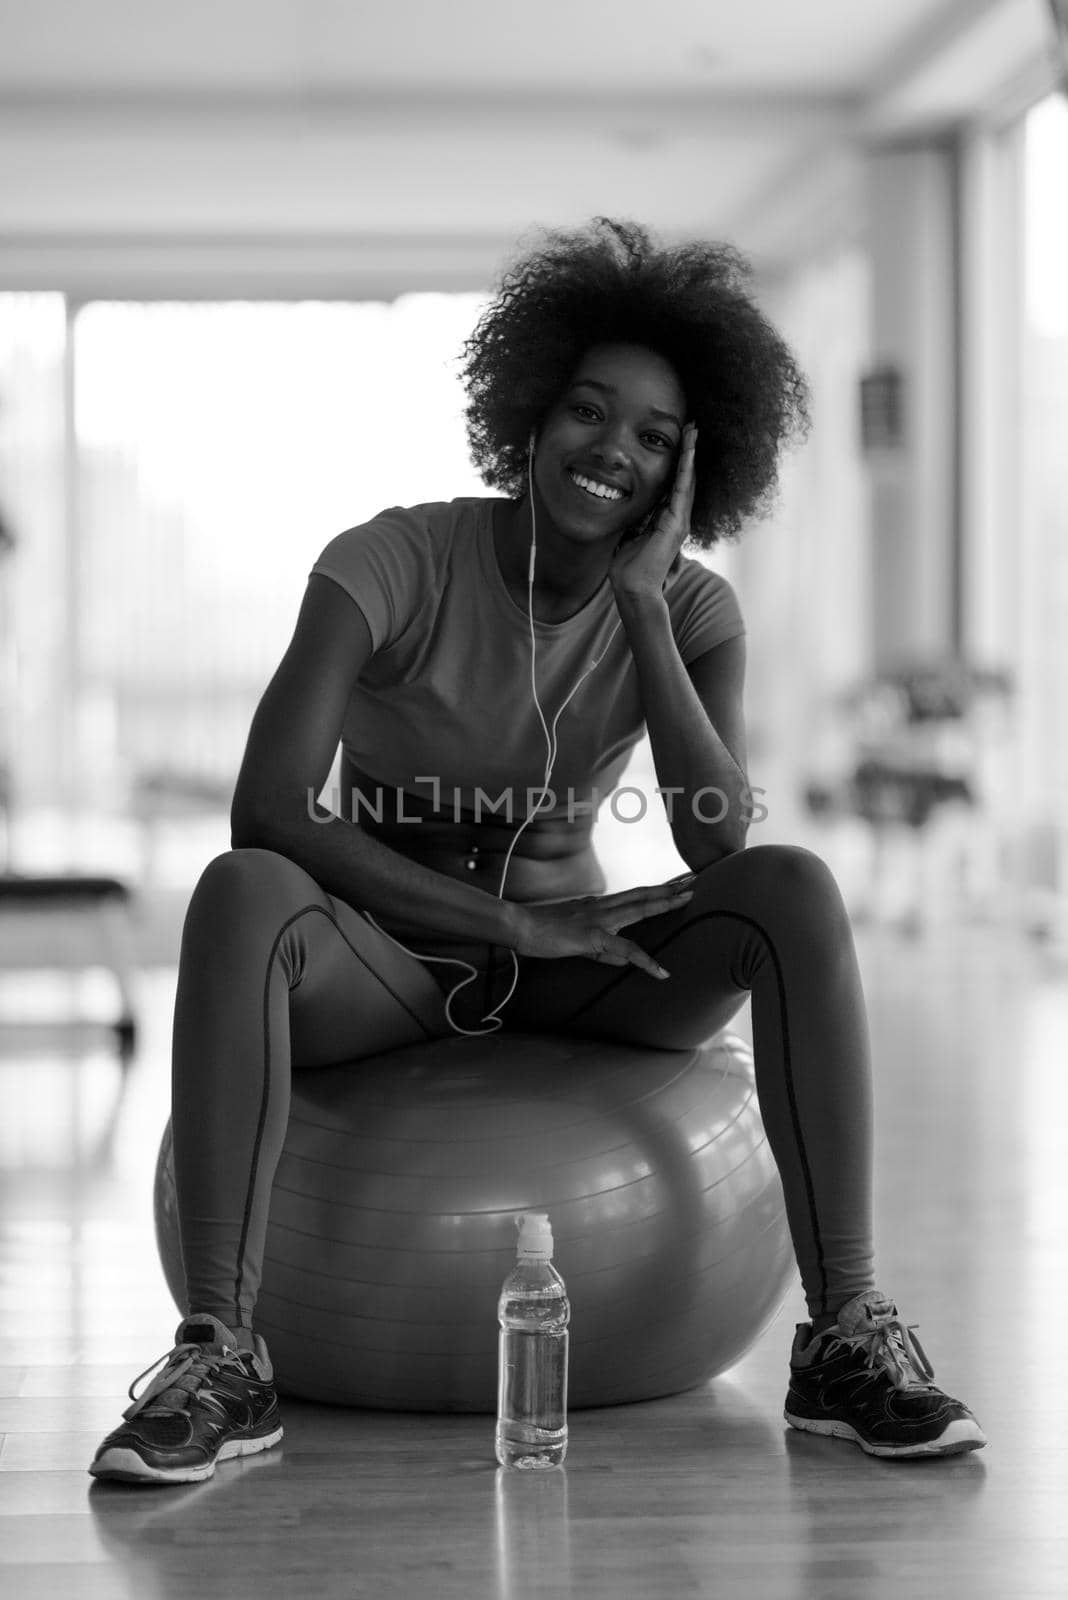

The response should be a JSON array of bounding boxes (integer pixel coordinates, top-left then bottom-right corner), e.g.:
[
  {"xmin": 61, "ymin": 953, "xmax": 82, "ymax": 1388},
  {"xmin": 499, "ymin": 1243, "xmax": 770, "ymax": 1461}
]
[{"xmin": 171, "ymin": 843, "xmax": 876, "ymax": 1332}]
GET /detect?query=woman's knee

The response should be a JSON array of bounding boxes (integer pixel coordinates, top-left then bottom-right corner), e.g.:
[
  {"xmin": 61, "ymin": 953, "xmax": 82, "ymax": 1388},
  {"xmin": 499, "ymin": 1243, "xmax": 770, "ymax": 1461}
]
[
  {"xmin": 187, "ymin": 847, "xmax": 321, "ymax": 922},
  {"xmin": 699, "ymin": 843, "xmax": 849, "ymax": 923}
]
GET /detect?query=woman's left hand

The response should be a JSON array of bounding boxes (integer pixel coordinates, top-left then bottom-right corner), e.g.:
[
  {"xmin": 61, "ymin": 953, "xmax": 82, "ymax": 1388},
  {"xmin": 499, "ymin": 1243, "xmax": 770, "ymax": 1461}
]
[{"xmin": 609, "ymin": 421, "xmax": 697, "ymax": 603}]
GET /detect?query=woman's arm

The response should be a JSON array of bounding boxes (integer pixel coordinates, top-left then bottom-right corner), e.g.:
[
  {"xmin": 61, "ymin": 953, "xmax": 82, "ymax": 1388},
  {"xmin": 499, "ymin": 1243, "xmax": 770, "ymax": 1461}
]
[
  {"xmin": 230, "ymin": 575, "xmax": 526, "ymax": 948},
  {"xmin": 616, "ymin": 591, "xmax": 750, "ymax": 869},
  {"xmin": 230, "ymin": 576, "xmax": 697, "ymax": 972},
  {"xmin": 607, "ymin": 422, "xmax": 750, "ymax": 869},
  {"xmin": 230, "ymin": 576, "xmax": 692, "ymax": 973}
]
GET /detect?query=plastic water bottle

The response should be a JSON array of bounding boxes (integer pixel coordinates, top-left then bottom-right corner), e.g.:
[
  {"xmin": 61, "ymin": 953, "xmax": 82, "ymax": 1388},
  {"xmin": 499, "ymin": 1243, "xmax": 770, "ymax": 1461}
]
[{"xmin": 495, "ymin": 1211, "xmax": 570, "ymax": 1469}]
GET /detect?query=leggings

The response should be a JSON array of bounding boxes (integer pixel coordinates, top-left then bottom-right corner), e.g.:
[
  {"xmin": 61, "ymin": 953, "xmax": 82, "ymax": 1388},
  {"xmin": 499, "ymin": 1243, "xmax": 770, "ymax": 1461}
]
[{"xmin": 171, "ymin": 843, "xmax": 876, "ymax": 1332}]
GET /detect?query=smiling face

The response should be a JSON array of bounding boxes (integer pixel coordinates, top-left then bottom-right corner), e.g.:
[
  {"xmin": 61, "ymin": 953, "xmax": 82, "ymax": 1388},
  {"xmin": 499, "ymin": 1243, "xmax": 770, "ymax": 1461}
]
[{"xmin": 531, "ymin": 343, "xmax": 687, "ymax": 540}]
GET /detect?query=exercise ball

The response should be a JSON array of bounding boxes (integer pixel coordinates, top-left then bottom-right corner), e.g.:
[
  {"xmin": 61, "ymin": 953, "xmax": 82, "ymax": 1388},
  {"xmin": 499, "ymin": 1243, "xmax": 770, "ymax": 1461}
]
[{"xmin": 154, "ymin": 1030, "xmax": 795, "ymax": 1412}]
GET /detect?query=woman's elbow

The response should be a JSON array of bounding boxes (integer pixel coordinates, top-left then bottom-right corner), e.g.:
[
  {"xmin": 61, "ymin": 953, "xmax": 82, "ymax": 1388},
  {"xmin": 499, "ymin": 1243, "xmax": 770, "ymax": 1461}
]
[
  {"xmin": 230, "ymin": 802, "xmax": 273, "ymax": 851},
  {"xmin": 673, "ymin": 818, "xmax": 749, "ymax": 872},
  {"xmin": 230, "ymin": 786, "xmax": 292, "ymax": 850}
]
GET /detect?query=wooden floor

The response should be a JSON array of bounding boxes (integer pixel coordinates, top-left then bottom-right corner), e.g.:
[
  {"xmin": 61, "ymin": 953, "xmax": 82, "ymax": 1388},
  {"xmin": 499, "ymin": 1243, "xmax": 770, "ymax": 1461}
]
[{"xmin": 1, "ymin": 910, "xmax": 1066, "ymax": 1600}]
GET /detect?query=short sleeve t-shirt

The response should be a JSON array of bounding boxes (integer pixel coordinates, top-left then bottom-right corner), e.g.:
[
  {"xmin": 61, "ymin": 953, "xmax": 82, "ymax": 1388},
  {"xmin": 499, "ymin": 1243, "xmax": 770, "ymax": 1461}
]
[{"xmin": 309, "ymin": 496, "xmax": 745, "ymax": 822}]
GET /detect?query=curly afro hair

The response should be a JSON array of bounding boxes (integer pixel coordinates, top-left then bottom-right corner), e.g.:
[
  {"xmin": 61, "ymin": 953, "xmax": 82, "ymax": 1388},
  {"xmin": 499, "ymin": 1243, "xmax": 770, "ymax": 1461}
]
[{"xmin": 457, "ymin": 216, "xmax": 810, "ymax": 549}]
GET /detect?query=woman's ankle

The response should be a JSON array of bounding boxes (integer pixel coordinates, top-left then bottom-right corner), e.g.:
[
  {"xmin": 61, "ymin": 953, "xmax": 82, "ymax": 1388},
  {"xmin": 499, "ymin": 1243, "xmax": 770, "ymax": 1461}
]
[{"xmin": 186, "ymin": 1310, "xmax": 257, "ymax": 1353}]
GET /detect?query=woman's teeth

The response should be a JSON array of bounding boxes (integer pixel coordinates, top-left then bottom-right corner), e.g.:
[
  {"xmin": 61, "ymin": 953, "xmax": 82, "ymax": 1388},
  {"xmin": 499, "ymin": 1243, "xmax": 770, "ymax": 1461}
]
[{"xmin": 569, "ymin": 469, "xmax": 627, "ymax": 502}]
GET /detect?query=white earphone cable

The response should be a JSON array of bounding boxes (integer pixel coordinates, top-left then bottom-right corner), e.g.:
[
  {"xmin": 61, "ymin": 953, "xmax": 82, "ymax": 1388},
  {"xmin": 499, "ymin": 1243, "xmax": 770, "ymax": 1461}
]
[{"xmin": 365, "ymin": 431, "xmax": 619, "ymax": 1035}]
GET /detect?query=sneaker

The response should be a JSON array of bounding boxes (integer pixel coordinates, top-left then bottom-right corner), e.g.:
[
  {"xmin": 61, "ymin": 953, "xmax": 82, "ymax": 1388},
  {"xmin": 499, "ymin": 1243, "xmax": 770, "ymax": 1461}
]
[
  {"xmin": 784, "ymin": 1291, "xmax": 987, "ymax": 1459},
  {"xmin": 89, "ymin": 1314, "xmax": 283, "ymax": 1485}
]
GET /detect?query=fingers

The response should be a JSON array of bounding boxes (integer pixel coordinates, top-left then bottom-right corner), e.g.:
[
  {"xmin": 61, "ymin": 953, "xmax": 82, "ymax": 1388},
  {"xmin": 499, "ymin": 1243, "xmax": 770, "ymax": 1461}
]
[
  {"xmin": 599, "ymin": 934, "xmax": 672, "ymax": 982},
  {"xmin": 672, "ymin": 422, "xmax": 697, "ymax": 497},
  {"xmin": 676, "ymin": 423, "xmax": 698, "ymax": 519},
  {"xmin": 602, "ymin": 874, "xmax": 697, "ymax": 906},
  {"xmin": 603, "ymin": 884, "xmax": 696, "ymax": 929}
]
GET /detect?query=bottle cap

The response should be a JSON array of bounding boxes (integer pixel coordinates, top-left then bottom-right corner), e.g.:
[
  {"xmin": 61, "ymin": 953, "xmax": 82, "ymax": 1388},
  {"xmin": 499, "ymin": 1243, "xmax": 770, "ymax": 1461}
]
[{"xmin": 515, "ymin": 1211, "xmax": 553, "ymax": 1259}]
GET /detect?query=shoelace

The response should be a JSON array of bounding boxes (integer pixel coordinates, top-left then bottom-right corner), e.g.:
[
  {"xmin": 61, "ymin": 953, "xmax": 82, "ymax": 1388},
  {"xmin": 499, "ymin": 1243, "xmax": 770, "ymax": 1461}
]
[
  {"xmin": 122, "ymin": 1339, "xmax": 246, "ymax": 1421},
  {"xmin": 837, "ymin": 1315, "xmax": 936, "ymax": 1392}
]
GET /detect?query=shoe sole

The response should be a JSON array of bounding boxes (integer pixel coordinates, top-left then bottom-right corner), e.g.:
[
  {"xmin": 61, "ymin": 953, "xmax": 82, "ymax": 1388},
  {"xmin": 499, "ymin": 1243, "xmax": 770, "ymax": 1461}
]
[
  {"xmin": 88, "ymin": 1425, "xmax": 284, "ymax": 1485},
  {"xmin": 784, "ymin": 1411, "xmax": 986, "ymax": 1458}
]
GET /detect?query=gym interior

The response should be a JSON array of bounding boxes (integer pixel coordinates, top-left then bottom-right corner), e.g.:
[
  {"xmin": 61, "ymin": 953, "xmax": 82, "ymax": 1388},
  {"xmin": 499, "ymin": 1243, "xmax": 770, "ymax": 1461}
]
[{"xmin": 1, "ymin": 4, "xmax": 1066, "ymax": 1596}]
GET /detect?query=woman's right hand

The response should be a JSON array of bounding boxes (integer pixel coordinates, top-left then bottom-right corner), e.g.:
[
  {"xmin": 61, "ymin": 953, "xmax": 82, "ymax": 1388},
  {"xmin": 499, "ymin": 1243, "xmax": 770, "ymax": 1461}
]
[{"xmin": 508, "ymin": 875, "xmax": 697, "ymax": 979}]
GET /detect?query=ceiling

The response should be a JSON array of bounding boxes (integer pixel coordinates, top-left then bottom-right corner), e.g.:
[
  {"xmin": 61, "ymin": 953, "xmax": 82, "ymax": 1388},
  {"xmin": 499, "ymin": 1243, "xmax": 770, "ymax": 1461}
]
[
  {"xmin": 0, "ymin": 0, "xmax": 1046, "ymax": 96},
  {"xmin": 0, "ymin": 0, "xmax": 1057, "ymax": 295}
]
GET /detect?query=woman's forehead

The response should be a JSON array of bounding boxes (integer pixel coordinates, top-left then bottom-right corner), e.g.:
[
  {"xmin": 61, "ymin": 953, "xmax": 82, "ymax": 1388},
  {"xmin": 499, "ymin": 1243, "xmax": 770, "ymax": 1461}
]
[{"xmin": 565, "ymin": 343, "xmax": 686, "ymax": 417}]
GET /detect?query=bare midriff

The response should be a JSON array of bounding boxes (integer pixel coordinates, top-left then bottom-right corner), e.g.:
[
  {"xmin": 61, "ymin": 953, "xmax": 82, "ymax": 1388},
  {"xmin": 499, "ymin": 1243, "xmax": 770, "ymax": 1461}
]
[{"xmin": 340, "ymin": 758, "xmax": 606, "ymax": 975}]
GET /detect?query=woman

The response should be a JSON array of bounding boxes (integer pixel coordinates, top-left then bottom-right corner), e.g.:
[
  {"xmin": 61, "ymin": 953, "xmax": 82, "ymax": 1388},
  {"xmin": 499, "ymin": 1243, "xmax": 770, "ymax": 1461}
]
[{"xmin": 90, "ymin": 218, "xmax": 985, "ymax": 1483}]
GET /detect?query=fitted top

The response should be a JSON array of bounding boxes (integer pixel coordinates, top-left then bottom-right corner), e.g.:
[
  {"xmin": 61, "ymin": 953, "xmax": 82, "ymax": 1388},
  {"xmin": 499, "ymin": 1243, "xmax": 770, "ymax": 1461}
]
[{"xmin": 308, "ymin": 496, "xmax": 746, "ymax": 823}]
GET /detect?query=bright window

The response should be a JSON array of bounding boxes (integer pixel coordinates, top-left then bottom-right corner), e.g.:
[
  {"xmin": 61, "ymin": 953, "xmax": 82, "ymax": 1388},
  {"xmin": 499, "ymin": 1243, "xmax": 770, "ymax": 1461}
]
[
  {"xmin": 1018, "ymin": 95, "xmax": 1068, "ymax": 857},
  {"xmin": 71, "ymin": 295, "xmax": 488, "ymax": 799}
]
